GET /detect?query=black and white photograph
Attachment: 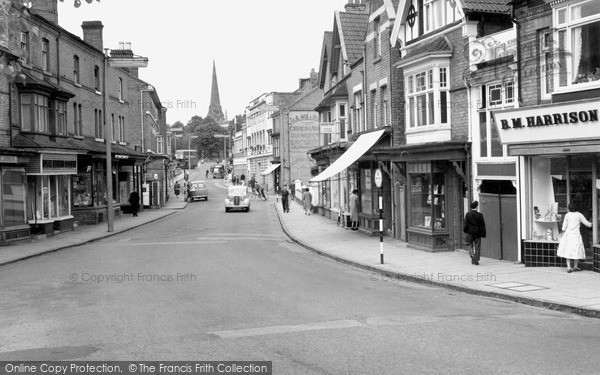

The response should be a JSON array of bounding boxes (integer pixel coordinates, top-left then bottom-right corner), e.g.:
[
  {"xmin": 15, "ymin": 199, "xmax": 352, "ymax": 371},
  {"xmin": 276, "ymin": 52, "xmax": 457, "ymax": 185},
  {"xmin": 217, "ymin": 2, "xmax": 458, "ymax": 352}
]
[{"xmin": 1, "ymin": 0, "xmax": 600, "ymax": 374}]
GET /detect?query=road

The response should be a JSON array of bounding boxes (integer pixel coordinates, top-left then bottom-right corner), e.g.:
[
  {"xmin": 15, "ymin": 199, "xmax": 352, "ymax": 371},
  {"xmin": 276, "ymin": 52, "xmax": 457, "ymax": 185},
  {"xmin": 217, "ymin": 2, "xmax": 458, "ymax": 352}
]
[{"xmin": 1, "ymin": 164, "xmax": 600, "ymax": 374}]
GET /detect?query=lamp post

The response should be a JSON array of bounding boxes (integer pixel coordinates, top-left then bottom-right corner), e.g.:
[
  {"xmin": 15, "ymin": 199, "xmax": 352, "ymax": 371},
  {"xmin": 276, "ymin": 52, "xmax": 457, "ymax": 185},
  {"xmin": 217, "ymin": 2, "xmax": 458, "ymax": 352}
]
[
  {"xmin": 102, "ymin": 48, "xmax": 114, "ymax": 232},
  {"xmin": 187, "ymin": 135, "xmax": 198, "ymax": 178}
]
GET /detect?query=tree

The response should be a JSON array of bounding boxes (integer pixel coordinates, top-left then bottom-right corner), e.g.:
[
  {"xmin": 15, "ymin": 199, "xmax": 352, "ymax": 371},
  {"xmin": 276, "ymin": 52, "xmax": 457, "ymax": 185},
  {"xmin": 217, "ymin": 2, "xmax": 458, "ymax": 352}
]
[{"xmin": 191, "ymin": 117, "xmax": 228, "ymax": 160}]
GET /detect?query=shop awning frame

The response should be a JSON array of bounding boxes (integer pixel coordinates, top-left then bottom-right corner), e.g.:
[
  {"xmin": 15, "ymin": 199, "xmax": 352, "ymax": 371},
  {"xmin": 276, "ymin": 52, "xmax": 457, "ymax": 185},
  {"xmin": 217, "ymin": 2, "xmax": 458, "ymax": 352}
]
[
  {"xmin": 260, "ymin": 163, "xmax": 281, "ymax": 175},
  {"xmin": 309, "ymin": 129, "xmax": 385, "ymax": 182}
]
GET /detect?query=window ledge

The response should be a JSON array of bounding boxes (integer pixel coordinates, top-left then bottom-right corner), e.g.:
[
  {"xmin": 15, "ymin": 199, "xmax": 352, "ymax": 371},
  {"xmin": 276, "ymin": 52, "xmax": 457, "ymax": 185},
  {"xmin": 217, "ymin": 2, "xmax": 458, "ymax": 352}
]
[
  {"xmin": 373, "ymin": 56, "xmax": 382, "ymax": 64},
  {"xmin": 406, "ymin": 124, "xmax": 451, "ymax": 134},
  {"xmin": 95, "ymin": 137, "xmax": 104, "ymax": 142},
  {"xmin": 119, "ymin": 141, "xmax": 127, "ymax": 146},
  {"xmin": 74, "ymin": 83, "xmax": 82, "ymax": 88},
  {"xmin": 119, "ymin": 99, "xmax": 125, "ymax": 104},
  {"xmin": 553, "ymin": 82, "xmax": 600, "ymax": 95},
  {"xmin": 73, "ymin": 135, "xmax": 84, "ymax": 140},
  {"xmin": 95, "ymin": 90, "xmax": 102, "ymax": 96},
  {"xmin": 43, "ymin": 70, "xmax": 52, "ymax": 77}
]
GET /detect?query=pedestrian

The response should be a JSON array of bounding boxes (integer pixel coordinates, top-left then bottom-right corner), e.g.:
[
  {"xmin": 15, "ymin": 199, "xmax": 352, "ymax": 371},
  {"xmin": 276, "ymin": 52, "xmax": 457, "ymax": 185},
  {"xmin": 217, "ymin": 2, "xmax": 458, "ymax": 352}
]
[
  {"xmin": 174, "ymin": 181, "xmax": 181, "ymax": 198},
  {"xmin": 463, "ymin": 200, "xmax": 486, "ymax": 265},
  {"xmin": 255, "ymin": 181, "xmax": 267, "ymax": 200},
  {"xmin": 240, "ymin": 173, "xmax": 246, "ymax": 186},
  {"xmin": 249, "ymin": 174, "xmax": 256, "ymax": 190},
  {"xmin": 281, "ymin": 184, "xmax": 290, "ymax": 213},
  {"xmin": 349, "ymin": 189, "xmax": 359, "ymax": 230},
  {"xmin": 302, "ymin": 187, "xmax": 312, "ymax": 215},
  {"xmin": 558, "ymin": 203, "xmax": 592, "ymax": 273},
  {"xmin": 129, "ymin": 191, "xmax": 140, "ymax": 217}
]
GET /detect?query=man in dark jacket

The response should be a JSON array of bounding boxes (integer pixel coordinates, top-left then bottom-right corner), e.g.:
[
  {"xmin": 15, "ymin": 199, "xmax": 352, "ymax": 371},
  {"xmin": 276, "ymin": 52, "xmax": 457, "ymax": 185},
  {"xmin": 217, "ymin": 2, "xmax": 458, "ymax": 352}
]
[{"xmin": 463, "ymin": 200, "xmax": 486, "ymax": 265}]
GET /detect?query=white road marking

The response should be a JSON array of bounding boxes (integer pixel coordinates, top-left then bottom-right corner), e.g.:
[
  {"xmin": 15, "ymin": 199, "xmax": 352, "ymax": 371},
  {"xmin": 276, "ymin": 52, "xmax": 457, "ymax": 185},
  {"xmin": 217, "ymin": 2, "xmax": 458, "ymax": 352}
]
[
  {"xmin": 112, "ymin": 241, "xmax": 227, "ymax": 246},
  {"xmin": 210, "ymin": 319, "xmax": 365, "ymax": 339}
]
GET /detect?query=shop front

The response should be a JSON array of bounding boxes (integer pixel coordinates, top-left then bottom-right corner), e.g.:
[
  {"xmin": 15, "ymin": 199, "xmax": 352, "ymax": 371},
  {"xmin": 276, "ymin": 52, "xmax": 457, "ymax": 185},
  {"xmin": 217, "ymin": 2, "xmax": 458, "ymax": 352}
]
[
  {"xmin": 26, "ymin": 152, "xmax": 77, "ymax": 236},
  {"xmin": 494, "ymin": 98, "xmax": 600, "ymax": 272},
  {"xmin": 0, "ymin": 154, "xmax": 31, "ymax": 243},
  {"xmin": 382, "ymin": 142, "xmax": 469, "ymax": 252}
]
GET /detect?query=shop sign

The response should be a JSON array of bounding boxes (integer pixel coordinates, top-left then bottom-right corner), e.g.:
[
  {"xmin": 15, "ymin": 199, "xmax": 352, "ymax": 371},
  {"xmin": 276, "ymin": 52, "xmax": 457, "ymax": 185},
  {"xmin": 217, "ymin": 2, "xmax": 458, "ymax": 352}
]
[
  {"xmin": 0, "ymin": 155, "xmax": 18, "ymax": 164},
  {"xmin": 41, "ymin": 155, "xmax": 77, "ymax": 174},
  {"xmin": 493, "ymin": 99, "xmax": 600, "ymax": 145},
  {"xmin": 320, "ymin": 122, "xmax": 335, "ymax": 134}
]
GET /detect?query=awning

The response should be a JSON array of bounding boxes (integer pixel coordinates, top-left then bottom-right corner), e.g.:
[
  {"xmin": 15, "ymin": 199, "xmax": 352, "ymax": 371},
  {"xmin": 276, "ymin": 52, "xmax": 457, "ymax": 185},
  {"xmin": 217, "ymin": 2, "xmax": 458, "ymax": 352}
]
[
  {"xmin": 310, "ymin": 129, "xmax": 385, "ymax": 182},
  {"xmin": 260, "ymin": 163, "xmax": 280, "ymax": 175}
]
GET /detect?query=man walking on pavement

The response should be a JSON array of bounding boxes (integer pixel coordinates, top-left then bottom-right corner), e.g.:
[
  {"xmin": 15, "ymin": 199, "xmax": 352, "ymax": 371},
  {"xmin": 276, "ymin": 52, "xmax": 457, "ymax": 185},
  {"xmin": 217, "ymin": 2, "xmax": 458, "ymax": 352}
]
[
  {"xmin": 463, "ymin": 200, "xmax": 486, "ymax": 265},
  {"xmin": 281, "ymin": 184, "xmax": 290, "ymax": 213}
]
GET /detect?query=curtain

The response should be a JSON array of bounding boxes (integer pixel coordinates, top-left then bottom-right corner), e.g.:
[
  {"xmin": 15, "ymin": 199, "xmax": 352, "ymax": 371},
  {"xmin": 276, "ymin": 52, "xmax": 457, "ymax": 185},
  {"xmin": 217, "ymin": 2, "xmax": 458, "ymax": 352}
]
[{"xmin": 571, "ymin": 6, "xmax": 582, "ymax": 83}]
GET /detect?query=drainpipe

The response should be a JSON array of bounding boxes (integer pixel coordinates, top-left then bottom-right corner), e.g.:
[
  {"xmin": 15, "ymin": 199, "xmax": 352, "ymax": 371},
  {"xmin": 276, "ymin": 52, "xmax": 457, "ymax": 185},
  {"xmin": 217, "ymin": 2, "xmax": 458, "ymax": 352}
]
[{"xmin": 512, "ymin": 7, "xmax": 523, "ymax": 106}]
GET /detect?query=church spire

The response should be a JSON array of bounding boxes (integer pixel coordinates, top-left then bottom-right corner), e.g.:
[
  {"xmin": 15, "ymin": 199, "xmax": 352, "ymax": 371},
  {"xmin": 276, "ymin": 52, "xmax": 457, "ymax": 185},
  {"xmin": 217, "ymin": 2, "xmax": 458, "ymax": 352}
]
[{"xmin": 207, "ymin": 60, "xmax": 225, "ymax": 122}]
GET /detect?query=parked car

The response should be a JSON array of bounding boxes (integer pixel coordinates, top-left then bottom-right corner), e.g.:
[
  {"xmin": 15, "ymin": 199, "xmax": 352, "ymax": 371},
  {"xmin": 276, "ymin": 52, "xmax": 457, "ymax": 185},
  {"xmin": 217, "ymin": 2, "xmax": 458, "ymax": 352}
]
[
  {"xmin": 188, "ymin": 180, "xmax": 208, "ymax": 201},
  {"xmin": 224, "ymin": 185, "xmax": 250, "ymax": 212},
  {"xmin": 212, "ymin": 165, "xmax": 225, "ymax": 179}
]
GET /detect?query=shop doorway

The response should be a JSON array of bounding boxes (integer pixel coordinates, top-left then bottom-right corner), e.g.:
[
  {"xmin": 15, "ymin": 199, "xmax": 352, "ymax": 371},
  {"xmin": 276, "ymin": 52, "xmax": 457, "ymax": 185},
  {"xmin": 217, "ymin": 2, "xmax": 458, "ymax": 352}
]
[
  {"xmin": 479, "ymin": 180, "xmax": 518, "ymax": 261},
  {"xmin": 569, "ymin": 171, "xmax": 593, "ymax": 257}
]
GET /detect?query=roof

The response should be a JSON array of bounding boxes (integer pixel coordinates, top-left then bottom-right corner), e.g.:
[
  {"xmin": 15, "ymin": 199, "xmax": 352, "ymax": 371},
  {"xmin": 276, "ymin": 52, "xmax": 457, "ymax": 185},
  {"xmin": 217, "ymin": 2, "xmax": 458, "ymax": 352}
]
[
  {"xmin": 17, "ymin": 71, "xmax": 75, "ymax": 99},
  {"xmin": 13, "ymin": 134, "xmax": 146, "ymax": 158},
  {"xmin": 401, "ymin": 36, "xmax": 452, "ymax": 62},
  {"xmin": 461, "ymin": 0, "xmax": 511, "ymax": 14},
  {"xmin": 338, "ymin": 11, "xmax": 369, "ymax": 65}
]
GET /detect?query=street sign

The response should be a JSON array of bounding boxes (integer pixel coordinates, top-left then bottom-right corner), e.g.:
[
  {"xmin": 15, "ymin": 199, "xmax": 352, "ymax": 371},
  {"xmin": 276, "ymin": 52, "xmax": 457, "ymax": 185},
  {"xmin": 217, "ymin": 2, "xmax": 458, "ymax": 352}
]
[{"xmin": 374, "ymin": 168, "xmax": 383, "ymax": 188}]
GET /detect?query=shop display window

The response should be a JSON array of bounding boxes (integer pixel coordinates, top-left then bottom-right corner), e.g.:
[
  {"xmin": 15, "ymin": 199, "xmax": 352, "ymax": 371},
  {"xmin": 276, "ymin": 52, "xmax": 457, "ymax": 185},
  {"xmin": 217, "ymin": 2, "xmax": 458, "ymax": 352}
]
[
  {"xmin": 74, "ymin": 169, "xmax": 93, "ymax": 207},
  {"xmin": 409, "ymin": 171, "xmax": 446, "ymax": 231},
  {"xmin": 1, "ymin": 169, "xmax": 26, "ymax": 227},
  {"xmin": 361, "ymin": 169, "xmax": 373, "ymax": 214}
]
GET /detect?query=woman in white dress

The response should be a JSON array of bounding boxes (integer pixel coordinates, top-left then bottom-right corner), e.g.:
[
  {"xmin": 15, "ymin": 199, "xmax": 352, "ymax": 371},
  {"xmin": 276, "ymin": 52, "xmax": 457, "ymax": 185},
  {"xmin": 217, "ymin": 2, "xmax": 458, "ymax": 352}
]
[{"xmin": 557, "ymin": 203, "xmax": 592, "ymax": 273}]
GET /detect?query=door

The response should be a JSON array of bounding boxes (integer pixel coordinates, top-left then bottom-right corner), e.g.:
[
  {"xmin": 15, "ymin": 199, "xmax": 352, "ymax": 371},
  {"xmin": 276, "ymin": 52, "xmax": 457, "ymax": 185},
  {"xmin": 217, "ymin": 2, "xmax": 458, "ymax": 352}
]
[
  {"xmin": 500, "ymin": 195, "xmax": 518, "ymax": 261},
  {"xmin": 480, "ymin": 193, "xmax": 518, "ymax": 260},
  {"xmin": 480, "ymin": 194, "xmax": 501, "ymax": 259}
]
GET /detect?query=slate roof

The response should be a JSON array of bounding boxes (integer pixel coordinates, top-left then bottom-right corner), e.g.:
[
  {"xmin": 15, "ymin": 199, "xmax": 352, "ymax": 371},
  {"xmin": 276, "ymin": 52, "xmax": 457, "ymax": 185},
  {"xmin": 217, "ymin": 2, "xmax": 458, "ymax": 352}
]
[
  {"xmin": 401, "ymin": 36, "xmax": 452, "ymax": 61},
  {"xmin": 338, "ymin": 11, "xmax": 369, "ymax": 64},
  {"xmin": 13, "ymin": 134, "xmax": 146, "ymax": 158},
  {"xmin": 461, "ymin": 0, "xmax": 511, "ymax": 14}
]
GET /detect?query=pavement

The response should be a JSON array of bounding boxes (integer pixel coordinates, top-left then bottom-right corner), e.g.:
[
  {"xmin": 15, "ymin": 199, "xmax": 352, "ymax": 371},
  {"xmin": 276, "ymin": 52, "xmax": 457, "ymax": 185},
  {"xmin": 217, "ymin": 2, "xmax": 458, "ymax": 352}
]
[{"xmin": 1, "ymin": 185, "xmax": 599, "ymax": 319}]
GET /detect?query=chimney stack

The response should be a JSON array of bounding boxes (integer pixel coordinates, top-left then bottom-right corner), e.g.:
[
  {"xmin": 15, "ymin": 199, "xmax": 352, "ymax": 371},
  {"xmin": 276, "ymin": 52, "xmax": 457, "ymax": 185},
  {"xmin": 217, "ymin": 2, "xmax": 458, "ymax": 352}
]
[
  {"xmin": 110, "ymin": 42, "xmax": 139, "ymax": 77},
  {"xmin": 29, "ymin": 0, "xmax": 58, "ymax": 24},
  {"xmin": 82, "ymin": 21, "xmax": 104, "ymax": 51},
  {"xmin": 345, "ymin": 0, "xmax": 367, "ymax": 13}
]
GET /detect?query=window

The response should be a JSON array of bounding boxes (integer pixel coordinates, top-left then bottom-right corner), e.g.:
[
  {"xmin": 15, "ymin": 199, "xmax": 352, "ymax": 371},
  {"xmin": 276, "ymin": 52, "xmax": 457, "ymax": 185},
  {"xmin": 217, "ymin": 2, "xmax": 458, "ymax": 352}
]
[
  {"xmin": 477, "ymin": 82, "xmax": 514, "ymax": 158},
  {"xmin": 42, "ymin": 38, "xmax": 50, "ymax": 72},
  {"xmin": 371, "ymin": 90, "xmax": 378, "ymax": 129},
  {"xmin": 554, "ymin": 0, "xmax": 600, "ymax": 91},
  {"xmin": 56, "ymin": 101, "xmax": 66, "ymax": 135},
  {"xmin": 408, "ymin": 166, "xmax": 446, "ymax": 231},
  {"xmin": 406, "ymin": 0, "xmax": 459, "ymax": 41},
  {"xmin": 374, "ymin": 17, "xmax": 381, "ymax": 58},
  {"xmin": 73, "ymin": 55, "xmax": 80, "ymax": 84},
  {"xmin": 94, "ymin": 65, "xmax": 100, "ymax": 91},
  {"xmin": 338, "ymin": 104, "xmax": 347, "ymax": 140},
  {"xmin": 118, "ymin": 77, "xmax": 123, "ymax": 101},
  {"xmin": 119, "ymin": 116, "xmax": 125, "ymax": 142},
  {"xmin": 405, "ymin": 67, "xmax": 449, "ymax": 128},
  {"xmin": 20, "ymin": 94, "xmax": 50, "ymax": 132},
  {"xmin": 20, "ymin": 32, "xmax": 30, "ymax": 64},
  {"xmin": 157, "ymin": 136, "xmax": 164, "ymax": 154},
  {"xmin": 1, "ymin": 169, "xmax": 27, "ymax": 227},
  {"xmin": 20, "ymin": 94, "xmax": 32, "ymax": 131},
  {"xmin": 540, "ymin": 30, "xmax": 552, "ymax": 99},
  {"xmin": 353, "ymin": 91, "xmax": 364, "ymax": 133},
  {"xmin": 381, "ymin": 85, "xmax": 389, "ymax": 127},
  {"xmin": 111, "ymin": 114, "xmax": 115, "ymax": 141},
  {"xmin": 94, "ymin": 109, "xmax": 103, "ymax": 139}
]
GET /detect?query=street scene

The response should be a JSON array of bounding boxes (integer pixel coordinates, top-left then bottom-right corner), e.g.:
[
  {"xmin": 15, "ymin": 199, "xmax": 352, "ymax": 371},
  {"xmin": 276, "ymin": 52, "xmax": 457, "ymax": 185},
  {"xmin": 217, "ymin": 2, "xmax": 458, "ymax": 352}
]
[{"xmin": 1, "ymin": 0, "xmax": 600, "ymax": 373}]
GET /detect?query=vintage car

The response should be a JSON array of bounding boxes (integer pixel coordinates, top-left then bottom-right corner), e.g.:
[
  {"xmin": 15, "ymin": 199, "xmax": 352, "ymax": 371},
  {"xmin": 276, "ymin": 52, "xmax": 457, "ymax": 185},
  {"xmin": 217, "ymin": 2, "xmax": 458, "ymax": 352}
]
[
  {"xmin": 212, "ymin": 165, "xmax": 225, "ymax": 179},
  {"xmin": 187, "ymin": 180, "xmax": 208, "ymax": 201},
  {"xmin": 224, "ymin": 185, "xmax": 250, "ymax": 212}
]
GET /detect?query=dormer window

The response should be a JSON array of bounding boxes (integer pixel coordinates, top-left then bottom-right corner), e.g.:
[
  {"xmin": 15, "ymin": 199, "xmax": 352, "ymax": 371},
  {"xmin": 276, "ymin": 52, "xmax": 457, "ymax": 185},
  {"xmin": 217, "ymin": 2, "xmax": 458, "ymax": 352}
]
[{"xmin": 406, "ymin": 0, "xmax": 459, "ymax": 41}]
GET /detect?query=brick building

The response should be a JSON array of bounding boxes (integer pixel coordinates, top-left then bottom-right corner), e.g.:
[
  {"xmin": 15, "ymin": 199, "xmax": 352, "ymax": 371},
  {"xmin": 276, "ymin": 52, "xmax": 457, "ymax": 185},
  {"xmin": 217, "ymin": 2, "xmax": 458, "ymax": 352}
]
[
  {"xmin": 0, "ymin": 0, "xmax": 166, "ymax": 242},
  {"xmin": 493, "ymin": 0, "xmax": 600, "ymax": 271}
]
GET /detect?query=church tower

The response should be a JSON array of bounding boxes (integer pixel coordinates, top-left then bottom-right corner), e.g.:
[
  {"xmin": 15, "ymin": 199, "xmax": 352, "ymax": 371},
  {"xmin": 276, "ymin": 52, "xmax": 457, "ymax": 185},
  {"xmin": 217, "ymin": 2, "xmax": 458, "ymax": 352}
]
[{"xmin": 207, "ymin": 61, "xmax": 225, "ymax": 122}]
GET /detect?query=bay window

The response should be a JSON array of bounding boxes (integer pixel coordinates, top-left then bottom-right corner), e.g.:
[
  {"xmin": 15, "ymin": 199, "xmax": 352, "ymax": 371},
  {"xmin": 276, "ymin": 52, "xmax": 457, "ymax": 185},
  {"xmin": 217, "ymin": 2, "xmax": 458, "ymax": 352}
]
[
  {"xmin": 21, "ymin": 94, "xmax": 68, "ymax": 134},
  {"xmin": 555, "ymin": 0, "xmax": 600, "ymax": 91},
  {"xmin": 405, "ymin": 66, "xmax": 450, "ymax": 128}
]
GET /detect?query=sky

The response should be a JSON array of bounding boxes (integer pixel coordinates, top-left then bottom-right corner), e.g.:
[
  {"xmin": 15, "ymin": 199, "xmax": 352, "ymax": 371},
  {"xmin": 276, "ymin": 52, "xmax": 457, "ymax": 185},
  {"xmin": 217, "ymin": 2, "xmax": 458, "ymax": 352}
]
[{"xmin": 57, "ymin": 0, "xmax": 347, "ymax": 126}]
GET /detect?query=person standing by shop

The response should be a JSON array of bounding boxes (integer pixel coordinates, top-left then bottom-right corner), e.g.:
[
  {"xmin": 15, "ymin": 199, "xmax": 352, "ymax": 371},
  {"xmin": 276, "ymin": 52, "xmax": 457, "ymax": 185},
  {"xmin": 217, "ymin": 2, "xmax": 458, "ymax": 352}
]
[
  {"xmin": 558, "ymin": 203, "xmax": 592, "ymax": 273},
  {"xmin": 302, "ymin": 187, "xmax": 312, "ymax": 215},
  {"xmin": 463, "ymin": 201, "xmax": 486, "ymax": 265},
  {"xmin": 129, "ymin": 191, "xmax": 140, "ymax": 217},
  {"xmin": 349, "ymin": 189, "xmax": 359, "ymax": 231},
  {"xmin": 281, "ymin": 184, "xmax": 290, "ymax": 213}
]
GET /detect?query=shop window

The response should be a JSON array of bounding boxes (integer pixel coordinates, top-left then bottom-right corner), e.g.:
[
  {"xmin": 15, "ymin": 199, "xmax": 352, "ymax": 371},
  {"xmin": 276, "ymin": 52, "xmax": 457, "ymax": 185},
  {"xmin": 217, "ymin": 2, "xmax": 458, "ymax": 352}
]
[
  {"xmin": 554, "ymin": 0, "xmax": 600, "ymax": 91},
  {"xmin": 1, "ymin": 169, "xmax": 26, "ymax": 227},
  {"xmin": 409, "ymin": 171, "xmax": 446, "ymax": 231},
  {"xmin": 361, "ymin": 169, "xmax": 373, "ymax": 214}
]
